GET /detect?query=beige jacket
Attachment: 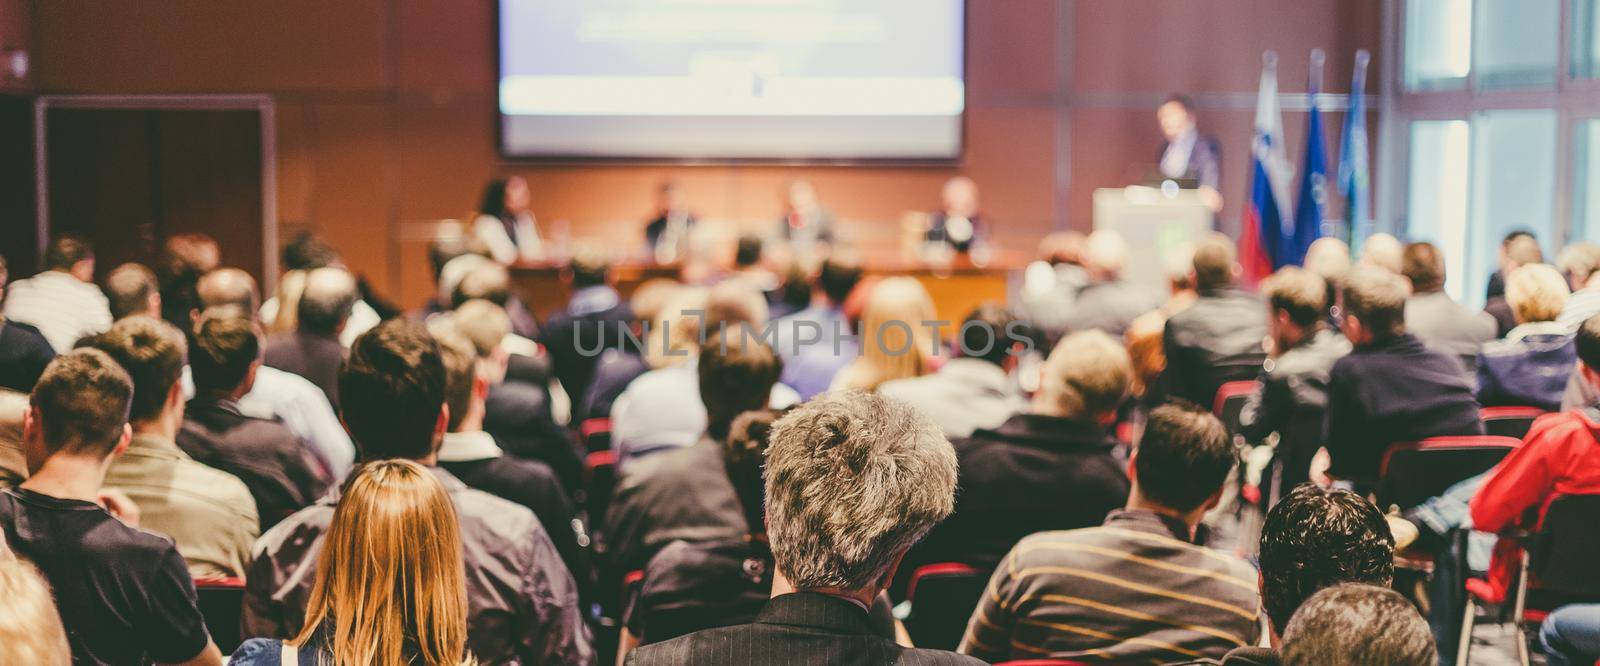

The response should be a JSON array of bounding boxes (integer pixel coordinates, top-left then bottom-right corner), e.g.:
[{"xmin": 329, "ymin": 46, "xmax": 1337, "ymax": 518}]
[{"xmin": 105, "ymin": 434, "xmax": 259, "ymax": 579}]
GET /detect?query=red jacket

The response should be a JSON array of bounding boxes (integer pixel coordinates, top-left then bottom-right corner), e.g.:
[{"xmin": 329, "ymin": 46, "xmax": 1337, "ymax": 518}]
[{"xmin": 1472, "ymin": 409, "xmax": 1600, "ymax": 533}]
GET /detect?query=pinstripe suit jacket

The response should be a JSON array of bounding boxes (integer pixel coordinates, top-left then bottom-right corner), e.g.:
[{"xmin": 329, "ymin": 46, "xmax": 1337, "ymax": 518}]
[{"xmin": 627, "ymin": 592, "xmax": 984, "ymax": 666}]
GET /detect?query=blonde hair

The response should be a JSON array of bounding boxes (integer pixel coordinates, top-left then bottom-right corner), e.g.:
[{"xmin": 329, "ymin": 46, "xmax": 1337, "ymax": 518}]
[
  {"xmin": 449, "ymin": 300, "xmax": 510, "ymax": 359},
  {"xmin": 1505, "ymin": 263, "xmax": 1570, "ymax": 325},
  {"xmin": 0, "ymin": 556, "xmax": 71, "ymax": 666},
  {"xmin": 644, "ymin": 288, "xmax": 709, "ymax": 369},
  {"xmin": 1037, "ymin": 330, "xmax": 1133, "ymax": 420},
  {"xmin": 268, "ymin": 269, "xmax": 308, "ymax": 334},
  {"xmin": 292, "ymin": 460, "xmax": 475, "ymax": 666},
  {"xmin": 840, "ymin": 277, "xmax": 937, "ymax": 391}
]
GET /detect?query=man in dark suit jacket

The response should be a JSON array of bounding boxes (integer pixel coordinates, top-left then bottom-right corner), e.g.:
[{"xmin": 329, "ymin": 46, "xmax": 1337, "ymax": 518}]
[
  {"xmin": 540, "ymin": 253, "xmax": 634, "ymax": 423},
  {"xmin": 627, "ymin": 393, "xmax": 983, "ymax": 666},
  {"xmin": 1157, "ymin": 94, "xmax": 1223, "ymax": 213},
  {"xmin": 262, "ymin": 266, "xmax": 356, "ymax": 410},
  {"xmin": 1157, "ymin": 234, "xmax": 1269, "ymax": 407}
]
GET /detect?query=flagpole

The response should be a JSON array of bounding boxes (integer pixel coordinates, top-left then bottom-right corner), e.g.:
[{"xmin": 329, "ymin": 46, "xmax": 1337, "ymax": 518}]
[{"xmin": 1309, "ymin": 48, "xmax": 1325, "ymax": 94}]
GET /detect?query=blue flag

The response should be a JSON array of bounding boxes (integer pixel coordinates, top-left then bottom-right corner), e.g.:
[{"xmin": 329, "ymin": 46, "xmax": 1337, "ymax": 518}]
[
  {"xmin": 1286, "ymin": 50, "xmax": 1329, "ymax": 268},
  {"xmin": 1338, "ymin": 50, "xmax": 1372, "ymax": 254}
]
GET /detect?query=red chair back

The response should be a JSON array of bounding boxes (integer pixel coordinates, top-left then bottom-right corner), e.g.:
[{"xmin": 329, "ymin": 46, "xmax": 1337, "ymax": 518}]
[
  {"xmin": 1212, "ymin": 380, "xmax": 1259, "ymax": 435},
  {"xmin": 583, "ymin": 450, "xmax": 619, "ymax": 527},
  {"xmin": 193, "ymin": 577, "xmax": 245, "ymax": 654},
  {"xmin": 1377, "ymin": 436, "xmax": 1520, "ymax": 510},
  {"xmin": 580, "ymin": 417, "xmax": 613, "ymax": 453},
  {"xmin": 1479, "ymin": 406, "xmax": 1546, "ymax": 440},
  {"xmin": 904, "ymin": 563, "xmax": 988, "ymax": 652}
]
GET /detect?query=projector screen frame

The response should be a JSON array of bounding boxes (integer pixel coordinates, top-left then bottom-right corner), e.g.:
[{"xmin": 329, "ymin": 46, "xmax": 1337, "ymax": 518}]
[{"xmin": 491, "ymin": 0, "xmax": 968, "ymax": 166}]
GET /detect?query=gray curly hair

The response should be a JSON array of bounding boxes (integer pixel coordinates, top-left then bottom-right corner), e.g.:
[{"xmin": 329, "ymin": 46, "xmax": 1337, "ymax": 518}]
[{"xmin": 764, "ymin": 391, "xmax": 958, "ymax": 591}]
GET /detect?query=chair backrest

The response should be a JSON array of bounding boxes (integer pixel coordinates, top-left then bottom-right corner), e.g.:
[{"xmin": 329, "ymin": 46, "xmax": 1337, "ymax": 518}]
[
  {"xmin": 904, "ymin": 562, "xmax": 989, "ymax": 652},
  {"xmin": 1529, "ymin": 494, "xmax": 1600, "ymax": 597},
  {"xmin": 1212, "ymin": 380, "xmax": 1259, "ymax": 435},
  {"xmin": 583, "ymin": 449, "xmax": 618, "ymax": 528},
  {"xmin": 994, "ymin": 660, "xmax": 1096, "ymax": 666},
  {"xmin": 1377, "ymin": 436, "xmax": 1520, "ymax": 510},
  {"xmin": 1480, "ymin": 406, "xmax": 1546, "ymax": 440},
  {"xmin": 193, "ymin": 577, "xmax": 246, "ymax": 654},
  {"xmin": 580, "ymin": 417, "xmax": 612, "ymax": 454}
]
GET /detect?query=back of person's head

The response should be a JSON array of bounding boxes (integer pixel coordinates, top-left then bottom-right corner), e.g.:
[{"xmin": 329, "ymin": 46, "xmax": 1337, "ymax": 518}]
[
  {"xmin": 724, "ymin": 409, "xmax": 781, "ymax": 540},
  {"xmin": 43, "ymin": 235, "xmax": 93, "ymax": 273},
  {"xmin": 1163, "ymin": 241, "xmax": 1196, "ymax": 292},
  {"xmin": 340, "ymin": 320, "xmax": 446, "ymax": 461},
  {"xmin": 0, "ymin": 557, "xmax": 71, "ymax": 666},
  {"xmin": 160, "ymin": 233, "xmax": 220, "ymax": 284},
  {"xmin": 195, "ymin": 267, "xmax": 259, "ymax": 314},
  {"xmin": 451, "ymin": 262, "xmax": 512, "ymax": 309},
  {"xmin": 1262, "ymin": 267, "xmax": 1327, "ymax": 328},
  {"xmin": 282, "ymin": 232, "xmax": 340, "ymax": 272},
  {"xmin": 428, "ymin": 232, "xmax": 487, "ymax": 281},
  {"xmin": 1575, "ymin": 314, "xmax": 1600, "ymax": 371},
  {"xmin": 856, "ymin": 277, "xmax": 937, "ymax": 388},
  {"xmin": 189, "ymin": 314, "xmax": 262, "ymax": 394},
  {"xmin": 1340, "ymin": 267, "xmax": 1411, "ymax": 342},
  {"xmin": 734, "ymin": 235, "xmax": 764, "ymax": 268},
  {"xmin": 1134, "ymin": 401, "xmax": 1233, "ymax": 513},
  {"xmin": 765, "ymin": 392, "xmax": 957, "ymax": 593},
  {"xmin": 644, "ymin": 288, "xmax": 709, "ymax": 369},
  {"xmin": 817, "ymin": 256, "xmax": 863, "ymax": 305},
  {"xmin": 1037, "ymin": 231, "xmax": 1087, "ymax": 266},
  {"xmin": 1084, "ymin": 229, "xmax": 1129, "ymax": 278},
  {"xmin": 1035, "ymin": 330, "xmax": 1131, "ymax": 422},
  {"xmin": 1259, "ymin": 485, "xmax": 1394, "ymax": 632},
  {"xmin": 83, "ymin": 316, "xmax": 186, "ymax": 424},
  {"xmin": 567, "ymin": 249, "xmax": 611, "ymax": 290},
  {"xmin": 1192, "ymin": 233, "xmax": 1238, "ymax": 291},
  {"xmin": 27, "ymin": 349, "xmax": 132, "ymax": 458},
  {"xmin": 1399, "ymin": 242, "xmax": 1446, "ymax": 294},
  {"xmin": 957, "ymin": 304, "xmax": 1018, "ymax": 366},
  {"xmin": 1505, "ymin": 263, "xmax": 1569, "ymax": 325},
  {"xmin": 1504, "ymin": 233, "xmax": 1543, "ymax": 269},
  {"xmin": 105, "ymin": 263, "xmax": 159, "ymax": 320},
  {"xmin": 450, "ymin": 299, "xmax": 510, "ymax": 359},
  {"xmin": 1559, "ymin": 242, "xmax": 1600, "ymax": 290},
  {"xmin": 698, "ymin": 332, "xmax": 782, "ymax": 441},
  {"xmin": 298, "ymin": 267, "xmax": 359, "ymax": 336},
  {"xmin": 478, "ymin": 178, "xmax": 512, "ymax": 218},
  {"xmin": 1359, "ymin": 233, "xmax": 1404, "ymax": 274},
  {"xmin": 296, "ymin": 459, "xmax": 471, "ymax": 666},
  {"xmin": 436, "ymin": 333, "xmax": 479, "ymax": 433},
  {"xmin": 629, "ymin": 279, "xmax": 682, "ymax": 325},
  {"xmin": 1304, "ymin": 237, "xmax": 1352, "ymax": 284},
  {"xmin": 705, "ymin": 279, "xmax": 770, "ymax": 332},
  {"xmin": 1280, "ymin": 584, "xmax": 1435, "ymax": 666}
]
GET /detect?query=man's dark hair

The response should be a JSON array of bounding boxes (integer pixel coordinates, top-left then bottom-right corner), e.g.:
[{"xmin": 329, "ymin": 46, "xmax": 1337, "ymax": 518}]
[
  {"xmin": 1340, "ymin": 267, "xmax": 1409, "ymax": 341},
  {"xmin": 339, "ymin": 319, "xmax": 446, "ymax": 461},
  {"xmin": 297, "ymin": 268, "xmax": 359, "ymax": 336},
  {"xmin": 1262, "ymin": 267, "xmax": 1328, "ymax": 328},
  {"xmin": 1281, "ymin": 584, "xmax": 1436, "ymax": 666},
  {"xmin": 281, "ymin": 232, "xmax": 340, "ymax": 271},
  {"xmin": 189, "ymin": 314, "xmax": 262, "ymax": 394},
  {"xmin": 105, "ymin": 263, "xmax": 159, "ymax": 320},
  {"xmin": 568, "ymin": 252, "xmax": 610, "ymax": 290},
  {"xmin": 44, "ymin": 235, "xmax": 93, "ymax": 272},
  {"xmin": 1502, "ymin": 229, "xmax": 1534, "ymax": 247},
  {"xmin": 1577, "ymin": 315, "xmax": 1600, "ymax": 371},
  {"xmin": 818, "ymin": 257, "xmax": 863, "ymax": 305},
  {"xmin": 1162, "ymin": 93, "xmax": 1196, "ymax": 114},
  {"xmin": 30, "ymin": 349, "xmax": 133, "ymax": 457},
  {"xmin": 734, "ymin": 235, "xmax": 764, "ymax": 268},
  {"xmin": 1259, "ymin": 484, "xmax": 1395, "ymax": 631},
  {"xmin": 699, "ymin": 332, "xmax": 783, "ymax": 442},
  {"xmin": 725, "ymin": 408, "xmax": 781, "ymax": 540},
  {"xmin": 957, "ymin": 303, "xmax": 1018, "ymax": 366},
  {"xmin": 1134, "ymin": 401, "xmax": 1234, "ymax": 513},
  {"xmin": 1400, "ymin": 242, "xmax": 1446, "ymax": 293},
  {"xmin": 84, "ymin": 316, "xmax": 187, "ymax": 423}
]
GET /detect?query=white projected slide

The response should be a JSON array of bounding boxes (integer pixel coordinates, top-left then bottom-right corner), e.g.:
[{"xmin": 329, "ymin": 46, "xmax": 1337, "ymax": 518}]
[{"xmin": 498, "ymin": 0, "xmax": 966, "ymax": 160}]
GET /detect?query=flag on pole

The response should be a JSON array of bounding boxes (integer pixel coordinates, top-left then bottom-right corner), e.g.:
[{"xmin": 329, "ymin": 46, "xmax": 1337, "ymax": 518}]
[
  {"xmin": 1338, "ymin": 49, "xmax": 1373, "ymax": 254},
  {"xmin": 1241, "ymin": 51, "xmax": 1293, "ymax": 284},
  {"xmin": 1286, "ymin": 48, "xmax": 1330, "ymax": 268}
]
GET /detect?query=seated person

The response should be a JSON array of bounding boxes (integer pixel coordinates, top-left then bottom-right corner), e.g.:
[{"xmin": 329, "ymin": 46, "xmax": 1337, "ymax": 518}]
[
  {"xmin": 2, "ymin": 236, "xmax": 112, "ymax": 353},
  {"xmin": 1541, "ymin": 604, "xmax": 1600, "ymax": 666},
  {"xmin": 244, "ymin": 320, "xmax": 591, "ymax": 665},
  {"xmin": 1401, "ymin": 242, "xmax": 1496, "ymax": 366},
  {"xmin": 603, "ymin": 331, "xmax": 783, "ymax": 575},
  {"xmin": 106, "ymin": 262, "xmax": 162, "ymax": 321},
  {"xmin": 581, "ymin": 278, "xmax": 683, "ymax": 421},
  {"xmin": 262, "ymin": 266, "xmax": 356, "ymax": 411},
  {"xmin": 1157, "ymin": 233, "xmax": 1268, "ymax": 407},
  {"xmin": 879, "ymin": 304, "xmax": 1027, "ymax": 439},
  {"xmin": 771, "ymin": 257, "xmax": 863, "ymax": 400},
  {"xmin": 1237, "ymin": 267, "xmax": 1350, "ymax": 498},
  {"xmin": 1485, "ymin": 232, "xmax": 1543, "ymax": 337},
  {"xmin": 540, "ymin": 251, "xmax": 634, "ymax": 422},
  {"xmin": 1476, "ymin": 263, "xmax": 1575, "ymax": 411},
  {"xmin": 0, "ymin": 349, "xmax": 222, "ymax": 665},
  {"xmin": 1063, "ymin": 230, "xmax": 1160, "ymax": 337},
  {"xmin": 1325, "ymin": 267, "xmax": 1483, "ymax": 489},
  {"xmin": 959, "ymin": 402, "xmax": 1260, "ymax": 664},
  {"xmin": 1278, "ymin": 584, "xmax": 1436, "ymax": 666},
  {"xmin": 258, "ymin": 234, "xmax": 382, "ymax": 347},
  {"xmin": 0, "ymin": 251, "xmax": 55, "ymax": 392},
  {"xmin": 177, "ymin": 313, "xmax": 329, "ymax": 529},
  {"xmin": 87, "ymin": 316, "xmax": 260, "ymax": 579},
  {"xmin": 899, "ymin": 329, "xmax": 1131, "ymax": 592},
  {"xmin": 626, "ymin": 392, "xmax": 983, "ymax": 666}
]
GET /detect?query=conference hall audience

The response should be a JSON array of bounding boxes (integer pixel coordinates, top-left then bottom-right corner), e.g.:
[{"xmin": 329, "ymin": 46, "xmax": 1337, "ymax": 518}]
[
  {"xmin": 960, "ymin": 402, "xmax": 1260, "ymax": 664},
  {"xmin": 581, "ymin": 278, "xmax": 687, "ymax": 421},
  {"xmin": 830, "ymin": 276, "xmax": 939, "ymax": 392},
  {"xmin": 262, "ymin": 266, "xmax": 357, "ymax": 411},
  {"xmin": 1324, "ymin": 267, "xmax": 1483, "ymax": 489},
  {"xmin": 0, "ymin": 349, "xmax": 224, "ymax": 666},
  {"xmin": 1400, "ymin": 241, "xmax": 1495, "ymax": 367},
  {"xmin": 2, "ymin": 235, "xmax": 112, "ymax": 353},
  {"xmin": 192, "ymin": 267, "xmax": 356, "ymax": 479},
  {"xmin": 243, "ymin": 319, "xmax": 591, "ymax": 665},
  {"xmin": 1017, "ymin": 230, "xmax": 1089, "ymax": 346},
  {"xmin": 1558, "ymin": 242, "xmax": 1600, "ymax": 330},
  {"xmin": 770, "ymin": 255, "xmax": 864, "ymax": 399},
  {"xmin": 260, "ymin": 233, "xmax": 384, "ymax": 347},
  {"xmin": 178, "ymin": 314, "xmax": 328, "ymax": 530},
  {"xmin": 0, "ymin": 553, "xmax": 72, "ymax": 666},
  {"xmin": 157, "ymin": 232, "xmax": 221, "ymax": 330},
  {"xmin": 105, "ymin": 262, "xmax": 162, "ymax": 321},
  {"xmin": 0, "ymin": 254, "xmax": 56, "ymax": 393},
  {"xmin": 899, "ymin": 329, "xmax": 1131, "ymax": 590},
  {"xmin": 626, "ymin": 392, "xmax": 981, "ymax": 666},
  {"xmin": 1484, "ymin": 231, "xmax": 1543, "ymax": 336},
  {"xmin": 1157, "ymin": 233, "xmax": 1268, "ymax": 407},
  {"xmin": 1063, "ymin": 229, "xmax": 1160, "ymax": 337},
  {"xmin": 1237, "ymin": 267, "xmax": 1350, "ymax": 498},
  {"xmin": 541, "ymin": 251, "xmax": 635, "ymax": 422},
  {"xmin": 87, "ymin": 316, "xmax": 260, "ymax": 579},
  {"xmin": 231, "ymin": 460, "xmax": 476, "ymax": 666},
  {"xmin": 1475, "ymin": 262, "xmax": 1575, "ymax": 411},
  {"xmin": 1277, "ymin": 584, "xmax": 1436, "ymax": 666},
  {"xmin": 879, "ymin": 304, "xmax": 1026, "ymax": 439}
]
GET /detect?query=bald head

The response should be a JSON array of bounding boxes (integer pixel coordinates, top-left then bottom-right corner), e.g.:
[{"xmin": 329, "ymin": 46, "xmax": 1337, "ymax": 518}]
[
  {"xmin": 1084, "ymin": 230, "xmax": 1129, "ymax": 279},
  {"xmin": 298, "ymin": 267, "xmax": 359, "ymax": 336},
  {"xmin": 1360, "ymin": 234, "xmax": 1404, "ymax": 274},
  {"xmin": 196, "ymin": 268, "xmax": 260, "ymax": 316}
]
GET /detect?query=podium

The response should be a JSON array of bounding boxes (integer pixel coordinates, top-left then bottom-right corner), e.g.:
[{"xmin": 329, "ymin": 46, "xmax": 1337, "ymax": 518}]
[{"xmin": 1093, "ymin": 186, "xmax": 1216, "ymax": 295}]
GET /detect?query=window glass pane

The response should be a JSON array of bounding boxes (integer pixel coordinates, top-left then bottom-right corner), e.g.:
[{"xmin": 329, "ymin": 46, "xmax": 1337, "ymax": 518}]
[
  {"xmin": 1466, "ymin": 110, "xmax": 1557, "ymax": 306},
  {"xmin": 1407, "ymin": 120, "xmax": 1471, "ymax": 302},
  {"xmin": 1405, "ymin": 0, "xmax": 1472, "ymax": 91},
  {"xmin": 1576, "ymin": 120, "xmax": 1600, "ymax": 242},
  {"xmin": 1576, "ymin": 0, "xmax": 1600, "ymax": 79},
  {"xmin": 1474, "ymin": 0, "xmax": 1560, "ymax": 89}
]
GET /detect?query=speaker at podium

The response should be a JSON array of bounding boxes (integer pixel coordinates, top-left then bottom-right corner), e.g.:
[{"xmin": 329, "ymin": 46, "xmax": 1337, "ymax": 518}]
[{"xmin": 1093, "ymin": 185, "xmax": 1216, "ymax": 295}]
